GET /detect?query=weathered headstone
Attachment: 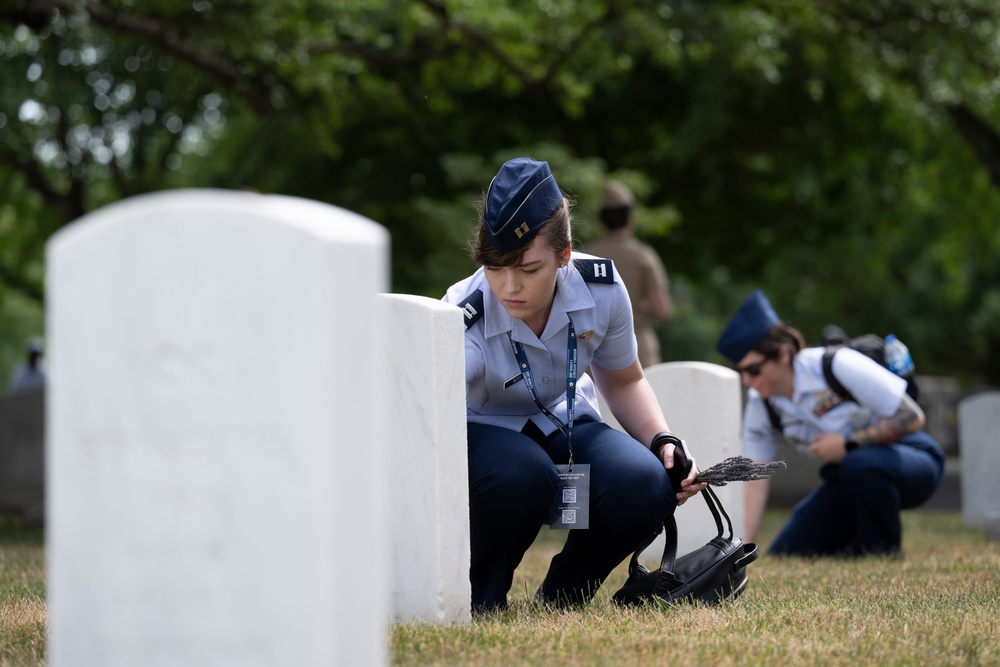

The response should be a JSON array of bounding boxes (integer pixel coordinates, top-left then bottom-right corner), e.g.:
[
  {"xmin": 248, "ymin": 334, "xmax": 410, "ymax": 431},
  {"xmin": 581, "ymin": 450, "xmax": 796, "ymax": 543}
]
[
  {"xmin": 598, "ymin": 361, "xmax": 745, "ymax": 558},
  {"xmin": 959, "ymin": 391, "xmax": 1000, "ymax": 527},
  {"xmin": 47, "ymin": 189, "xmax": 389, "ymax": 666},
  {"xmin": 377, "ymin": 294, "xmax": 471, "ymax": 623}
]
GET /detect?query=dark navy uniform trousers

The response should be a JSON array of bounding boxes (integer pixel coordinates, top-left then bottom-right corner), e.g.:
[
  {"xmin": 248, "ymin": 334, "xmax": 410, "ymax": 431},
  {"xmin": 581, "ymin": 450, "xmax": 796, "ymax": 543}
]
[
  {"xmin": 769, "ymin": 431, "xmax": 944, "ymax": 556},
  {"xmin": 467, "ymin": 418, "xmax": 674, "ymax": 612}
]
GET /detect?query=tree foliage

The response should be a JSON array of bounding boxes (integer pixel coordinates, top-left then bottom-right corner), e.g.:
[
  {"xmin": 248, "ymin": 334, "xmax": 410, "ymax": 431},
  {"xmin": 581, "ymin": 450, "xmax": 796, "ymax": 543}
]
[{"xmin": 1, "ymin": 0, "xmax": 1000, "ymax": 385}]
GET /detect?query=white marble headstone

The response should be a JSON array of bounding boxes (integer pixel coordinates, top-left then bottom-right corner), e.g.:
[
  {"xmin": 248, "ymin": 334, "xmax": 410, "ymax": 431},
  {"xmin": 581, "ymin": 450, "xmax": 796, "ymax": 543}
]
[
  {"xmin": 377, "ymin": 294, "xmax": 471, "ymax": 623},
  {"xmin": 46, "ymin": 189, "xmax": 389, "ymax": 666},
  {"xmin": 959, "ymin": 391, "xmax": 1000, "ymax": 527}
]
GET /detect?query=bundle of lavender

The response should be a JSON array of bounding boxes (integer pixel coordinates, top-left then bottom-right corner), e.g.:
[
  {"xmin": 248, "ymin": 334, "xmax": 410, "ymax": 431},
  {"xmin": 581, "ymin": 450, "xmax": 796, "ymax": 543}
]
[{"xmin": 694, "ymin": 456, "xmax": 786, "ymax": 486}]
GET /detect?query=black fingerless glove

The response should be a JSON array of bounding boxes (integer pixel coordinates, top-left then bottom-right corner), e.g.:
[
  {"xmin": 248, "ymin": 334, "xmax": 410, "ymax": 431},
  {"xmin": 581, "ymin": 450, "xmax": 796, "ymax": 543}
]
[{"xmin": 651, "ymin": 432, "xmax": 692, "ymax": 490}]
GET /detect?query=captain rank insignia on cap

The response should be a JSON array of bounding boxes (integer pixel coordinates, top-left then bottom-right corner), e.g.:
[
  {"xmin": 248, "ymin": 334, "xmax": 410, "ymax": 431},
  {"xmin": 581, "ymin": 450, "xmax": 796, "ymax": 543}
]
[{"xmin": 484, "ymin": 158, "xmax": 564, "ymax": 252}]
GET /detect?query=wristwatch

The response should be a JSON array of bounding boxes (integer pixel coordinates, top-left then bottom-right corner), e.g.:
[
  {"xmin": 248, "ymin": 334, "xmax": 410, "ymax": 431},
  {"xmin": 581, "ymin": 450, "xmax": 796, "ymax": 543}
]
[{"xmin": 845, "ymin": 439, "xmax": 859, "ymax": 452}]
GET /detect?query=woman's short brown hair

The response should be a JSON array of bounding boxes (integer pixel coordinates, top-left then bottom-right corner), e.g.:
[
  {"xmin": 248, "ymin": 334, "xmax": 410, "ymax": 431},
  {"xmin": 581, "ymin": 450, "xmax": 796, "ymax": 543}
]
[{"xmin": 755, "ymin": 322, "xmax": 806, "ymax": 357}]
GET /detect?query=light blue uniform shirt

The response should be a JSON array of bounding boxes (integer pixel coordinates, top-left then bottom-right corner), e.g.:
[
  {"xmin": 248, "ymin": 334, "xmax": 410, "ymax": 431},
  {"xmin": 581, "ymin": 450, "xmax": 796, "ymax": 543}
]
[
  {"xmin": 742, "ymin": 346, "xmax": 907, "ymax": 461},
  {"xmin": 442, "ymin": 252, "xmax": 638, "ymax": 436}
]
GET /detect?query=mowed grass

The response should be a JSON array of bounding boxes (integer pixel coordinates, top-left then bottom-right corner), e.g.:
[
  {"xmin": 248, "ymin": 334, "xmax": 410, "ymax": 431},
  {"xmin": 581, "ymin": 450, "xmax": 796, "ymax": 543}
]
[
  {"xmin": 0, "ymin": 517, "xmax": 45, "ymax": 667},
  {"xmin": 1, "ymin": 511, "xmax": 996, "ymax": 666},
  {"xmin": 391, "ymin": 510, "xmax": 1000, "ymax": 667}
]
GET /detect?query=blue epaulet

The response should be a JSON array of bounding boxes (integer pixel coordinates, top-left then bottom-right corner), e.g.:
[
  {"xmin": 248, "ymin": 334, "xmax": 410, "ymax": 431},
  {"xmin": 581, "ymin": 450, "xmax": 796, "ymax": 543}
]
[
  {"xmin": 574, "ymin": 257, "xmax": 616, "ymax": 284},
  {"xmin": 457, "ymin": 289, "xmax": 485, "ymax": 330}
]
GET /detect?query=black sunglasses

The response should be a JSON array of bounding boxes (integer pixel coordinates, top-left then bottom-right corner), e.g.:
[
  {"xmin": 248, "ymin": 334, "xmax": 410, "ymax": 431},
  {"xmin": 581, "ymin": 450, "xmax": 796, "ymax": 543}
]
[{"xmin": 734, "ymin": 350, "xmax": 779, "ymax": 377}]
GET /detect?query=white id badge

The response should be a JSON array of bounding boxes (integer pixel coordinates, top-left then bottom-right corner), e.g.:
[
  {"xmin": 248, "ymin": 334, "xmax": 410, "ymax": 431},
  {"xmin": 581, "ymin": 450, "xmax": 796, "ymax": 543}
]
[{"xmin": 549, "ymin": 464, "xmax": 590, "ymax": 529}]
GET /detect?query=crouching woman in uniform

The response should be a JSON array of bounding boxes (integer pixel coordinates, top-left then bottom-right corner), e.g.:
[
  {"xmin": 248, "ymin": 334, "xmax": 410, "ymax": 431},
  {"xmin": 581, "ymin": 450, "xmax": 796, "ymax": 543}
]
[
  {"xmin": 443, "ymin": 157, "xmax": 705, "ymax": 613},
  {"xmin": 716, "ymin": 290, "xmax": 945, "ymax": 557}
]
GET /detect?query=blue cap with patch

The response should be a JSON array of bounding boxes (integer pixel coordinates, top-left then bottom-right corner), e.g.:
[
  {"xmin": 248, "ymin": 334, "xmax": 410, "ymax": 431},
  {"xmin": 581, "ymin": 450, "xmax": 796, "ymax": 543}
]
[
  {"xmin": 716, "ymin": 289, "xmax": 780, "ymax": 363},
  {"xmin": 484, "ymin": 158, "xmax": 564, "ymax": 252}
]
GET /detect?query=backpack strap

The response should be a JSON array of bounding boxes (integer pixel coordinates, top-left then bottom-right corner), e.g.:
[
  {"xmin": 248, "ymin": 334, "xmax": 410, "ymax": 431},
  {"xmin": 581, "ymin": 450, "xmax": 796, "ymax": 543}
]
[
  {"xmin": 766, "ymin": 347, "xmax": 857, "ymax": 434},
  {"xmin": 821, "ymin": 345, "xmax": 857, "ymax": 403},
  {"xmin": 763, "ymin": 399, "xmax": 782, "ymax": 433}
]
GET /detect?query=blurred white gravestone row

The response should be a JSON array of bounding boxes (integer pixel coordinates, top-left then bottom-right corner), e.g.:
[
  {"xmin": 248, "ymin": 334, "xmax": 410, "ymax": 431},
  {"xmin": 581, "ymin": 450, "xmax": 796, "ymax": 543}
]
[
  {"xmin": 47, "ymin": 190, "xmax": 390, "ymax": 666},
  {"xmin": 959, "ymin": 391, "xmax": 1000, "ymax": 539}
]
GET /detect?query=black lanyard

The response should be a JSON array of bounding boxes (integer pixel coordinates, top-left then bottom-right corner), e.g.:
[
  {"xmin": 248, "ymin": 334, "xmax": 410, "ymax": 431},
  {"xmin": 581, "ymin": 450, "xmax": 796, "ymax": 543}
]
[{"xmin": 507, "ymin": 312, "xmax": 578, "ymax": 465}]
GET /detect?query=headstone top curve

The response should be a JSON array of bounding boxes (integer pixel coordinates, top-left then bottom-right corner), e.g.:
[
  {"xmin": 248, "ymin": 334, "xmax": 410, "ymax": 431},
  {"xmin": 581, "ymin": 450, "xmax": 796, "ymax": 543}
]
[{"xmin": 48, "ymin": 189, "xmax": 388, "ymax": 254}]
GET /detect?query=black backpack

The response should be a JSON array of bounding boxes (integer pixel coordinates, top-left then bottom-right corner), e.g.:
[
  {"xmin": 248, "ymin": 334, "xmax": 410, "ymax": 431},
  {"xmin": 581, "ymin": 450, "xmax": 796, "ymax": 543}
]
[{"xmin": 764, "ymin": 334, "xmax": 920, "ymax": 432}]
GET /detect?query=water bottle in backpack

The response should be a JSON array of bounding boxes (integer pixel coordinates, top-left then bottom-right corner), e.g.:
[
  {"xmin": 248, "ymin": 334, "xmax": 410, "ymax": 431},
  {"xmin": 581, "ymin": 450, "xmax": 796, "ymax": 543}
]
[{"xmin": 884, "ymin": 334, "xmax": 915, "ymax": 376}]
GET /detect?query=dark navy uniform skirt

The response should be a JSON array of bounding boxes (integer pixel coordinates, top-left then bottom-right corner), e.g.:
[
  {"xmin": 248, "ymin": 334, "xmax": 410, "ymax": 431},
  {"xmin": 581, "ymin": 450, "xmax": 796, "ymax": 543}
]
[{"xmin": 769, "ymin": 430, "xmax": 944, "ymax": 556}]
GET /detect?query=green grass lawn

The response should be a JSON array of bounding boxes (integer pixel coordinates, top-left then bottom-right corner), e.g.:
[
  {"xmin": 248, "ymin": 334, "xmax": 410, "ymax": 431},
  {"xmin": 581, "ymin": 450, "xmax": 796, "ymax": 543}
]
[
  {"xmin": 0, "ymin": 517, "xmax": 44, "ymax": 667},
  {"xmin": 2, "ymin": 511, "xmax": 997, "ymax": 666},
  {"xmin": 392, "ymin": 510, "xmax": 1000, "ymax": 666}
]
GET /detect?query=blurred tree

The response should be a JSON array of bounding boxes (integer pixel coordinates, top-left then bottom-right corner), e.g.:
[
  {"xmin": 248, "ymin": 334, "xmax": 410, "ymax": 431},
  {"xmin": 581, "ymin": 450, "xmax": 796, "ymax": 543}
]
[{"xmin": 0, "ymin": 0, "xmax": 999, "ymax": 385}]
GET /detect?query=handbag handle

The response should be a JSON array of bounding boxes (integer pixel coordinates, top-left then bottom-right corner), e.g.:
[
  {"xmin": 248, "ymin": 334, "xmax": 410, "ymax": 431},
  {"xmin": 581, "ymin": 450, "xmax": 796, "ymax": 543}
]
[
  {"xmin": 623, "ymin": 485, "xmax": 735, "ymax": 582},
  {"xmin": 657, "ymin": 487, "xmax": 731, "ymax": 573},
  {"xmin": 704, "ymin": 485, "xmax": 734, "ymax": 541}
]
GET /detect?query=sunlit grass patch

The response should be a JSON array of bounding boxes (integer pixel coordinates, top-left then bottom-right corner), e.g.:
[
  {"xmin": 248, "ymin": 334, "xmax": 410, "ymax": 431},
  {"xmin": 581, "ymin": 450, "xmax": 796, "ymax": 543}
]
[
  {"xmin": 0, "ymin": 510, "xmax": 995, "ymax": 667},
  {"xmin": 0, "ymin": 517, "xmax": 46, "ymax": 667},
  {"xmin": 392, "ymin": 511, "xmax": 1000, "ymax": 667}
]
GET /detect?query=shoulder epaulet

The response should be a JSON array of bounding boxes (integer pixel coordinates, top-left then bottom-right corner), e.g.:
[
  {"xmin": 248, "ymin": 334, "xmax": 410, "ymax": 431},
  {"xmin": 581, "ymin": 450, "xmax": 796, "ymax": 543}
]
[
  {"xmin": 457, "ymin": 289, "xmax": 485, "ymax": 330},
  {"xmin": 573, "ymin": 257, "xmax": 615, "ymax": 284}
]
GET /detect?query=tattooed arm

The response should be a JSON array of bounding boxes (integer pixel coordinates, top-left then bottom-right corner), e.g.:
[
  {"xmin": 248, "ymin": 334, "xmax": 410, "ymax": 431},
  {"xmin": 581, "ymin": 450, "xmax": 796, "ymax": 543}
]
[
  {"xmin": 847, "ymin": 392, "xmax": 925, "ymax": 446},
  {"xmin": 807, "ymin": 393, "xmax": 925, "ymax": 463}
]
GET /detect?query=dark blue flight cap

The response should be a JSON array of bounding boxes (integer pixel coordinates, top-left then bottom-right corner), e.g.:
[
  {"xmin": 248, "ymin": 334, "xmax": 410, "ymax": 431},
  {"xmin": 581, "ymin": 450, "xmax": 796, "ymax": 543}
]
[
  {"xmin": 716, "ymin": 289, "xmax": 780, "ymax": 363},
  {"xmin": 483, "ymin": 158, "xmax": 564, "ymax": 252}
]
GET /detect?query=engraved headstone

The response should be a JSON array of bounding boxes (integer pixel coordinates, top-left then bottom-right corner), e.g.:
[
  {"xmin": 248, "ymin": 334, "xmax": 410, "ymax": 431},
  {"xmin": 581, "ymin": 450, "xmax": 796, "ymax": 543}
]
[{"xmin": 47, "ymin": 190, "xmax": 389, "ymax": 666}]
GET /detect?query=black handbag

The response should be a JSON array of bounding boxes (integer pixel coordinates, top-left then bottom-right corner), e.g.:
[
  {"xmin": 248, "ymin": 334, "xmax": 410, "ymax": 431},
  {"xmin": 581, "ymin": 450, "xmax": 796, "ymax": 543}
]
[{"xmin": 611, "ymin": 485, "xmax": 759, "ymax": 606}]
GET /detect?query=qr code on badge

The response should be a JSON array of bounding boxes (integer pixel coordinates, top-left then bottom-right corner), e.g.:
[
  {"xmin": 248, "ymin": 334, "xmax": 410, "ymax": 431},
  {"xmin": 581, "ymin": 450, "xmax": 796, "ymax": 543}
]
[
  {"xmin": 562, "ymin": 488, "xmax": 577, "ymax": 503},
  {"xmin": 561, "ymin": 509, "xmax": 577, "ymax": 524}
]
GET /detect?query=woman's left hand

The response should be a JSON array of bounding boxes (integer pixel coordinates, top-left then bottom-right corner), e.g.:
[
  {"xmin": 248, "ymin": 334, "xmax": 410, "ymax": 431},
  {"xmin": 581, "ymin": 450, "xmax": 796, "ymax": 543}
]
[{"xmin": 808, "ymin": 432, "xmax": 848, "ymax": 463}]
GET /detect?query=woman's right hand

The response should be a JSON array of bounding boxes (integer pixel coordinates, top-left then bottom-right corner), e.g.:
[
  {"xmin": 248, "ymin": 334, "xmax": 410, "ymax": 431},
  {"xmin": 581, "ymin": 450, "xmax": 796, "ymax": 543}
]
[
  {"xmin": 654, "ymin": 436, "xmax": 705, "ymax": 505},
  {"xmin": 674, "ymin": 458, "xmax": 706, "ymax": 506}
]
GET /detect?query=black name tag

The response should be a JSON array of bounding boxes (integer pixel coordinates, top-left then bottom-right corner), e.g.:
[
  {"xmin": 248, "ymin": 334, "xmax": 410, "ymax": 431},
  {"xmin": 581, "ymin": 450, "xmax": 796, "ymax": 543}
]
[
  {"xmin": 503, "ymin": 373, "xmax": 524, "ymax": 389},
  {"xmin": 549, "ymin": 464, "xmax": 590, "ymax": 530}
]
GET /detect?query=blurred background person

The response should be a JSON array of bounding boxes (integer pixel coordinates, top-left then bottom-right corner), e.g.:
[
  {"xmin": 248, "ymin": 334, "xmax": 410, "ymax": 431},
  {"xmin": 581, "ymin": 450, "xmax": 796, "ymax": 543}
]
[
  {"xmin": 8, "ymin": 338, "xmax": 47, "ymax": 396},
  {"xmin": 585, "ymin": 181, "xmax": 672, "ymax": 367},
  {"xmin": 716, "ymin": 290, "xmax": 944, "ymax": 557}
]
